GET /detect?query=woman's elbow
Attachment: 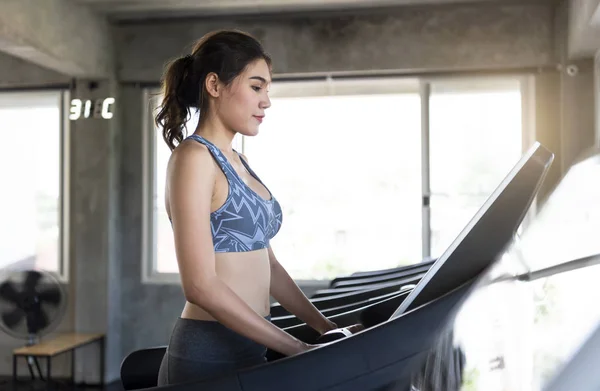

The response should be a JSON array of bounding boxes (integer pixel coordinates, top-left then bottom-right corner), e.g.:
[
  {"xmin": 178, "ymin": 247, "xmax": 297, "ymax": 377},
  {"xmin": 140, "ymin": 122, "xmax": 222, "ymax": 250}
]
[
  {"xmin": 183, "ymin": 290, "xmax": 202, "ymax": 307},
  {"xmin": 182, "ymin": 278, "xmax": 218, "ymax": 307}
]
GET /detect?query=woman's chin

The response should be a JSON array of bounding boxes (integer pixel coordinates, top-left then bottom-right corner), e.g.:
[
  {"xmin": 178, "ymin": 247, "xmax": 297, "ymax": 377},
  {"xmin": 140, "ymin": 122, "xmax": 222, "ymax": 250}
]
[{"xmin": 240, "ymin": 128, "xmax": 260, "ymax": 137}]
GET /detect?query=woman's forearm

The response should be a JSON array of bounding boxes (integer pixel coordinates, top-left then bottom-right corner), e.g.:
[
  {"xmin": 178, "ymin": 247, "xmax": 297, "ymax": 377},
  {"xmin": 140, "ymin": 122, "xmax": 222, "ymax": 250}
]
[{"xmin": 269, "ymin": 260, "xmax": 336, "ymax": 334}]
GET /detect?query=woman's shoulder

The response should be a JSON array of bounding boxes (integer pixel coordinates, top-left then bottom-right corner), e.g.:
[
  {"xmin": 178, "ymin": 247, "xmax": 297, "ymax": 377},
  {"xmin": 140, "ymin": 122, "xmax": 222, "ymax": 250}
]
[{"xmin": 168, "ymin": 138, "xmax": 216, "ymax": 177}]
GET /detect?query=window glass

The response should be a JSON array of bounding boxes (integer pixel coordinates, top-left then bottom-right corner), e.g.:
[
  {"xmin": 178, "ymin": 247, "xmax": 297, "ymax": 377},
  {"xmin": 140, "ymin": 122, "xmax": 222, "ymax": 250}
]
[{"xmin": 0, "ymin": 91, "xmax": 64, "ymax": 273}]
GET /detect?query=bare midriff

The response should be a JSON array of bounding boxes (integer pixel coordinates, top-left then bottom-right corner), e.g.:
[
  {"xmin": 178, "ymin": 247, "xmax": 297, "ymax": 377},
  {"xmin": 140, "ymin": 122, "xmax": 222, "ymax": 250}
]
[{"xmin": 180, "ymin": 249, "xmax": 272, "ymax": 320}]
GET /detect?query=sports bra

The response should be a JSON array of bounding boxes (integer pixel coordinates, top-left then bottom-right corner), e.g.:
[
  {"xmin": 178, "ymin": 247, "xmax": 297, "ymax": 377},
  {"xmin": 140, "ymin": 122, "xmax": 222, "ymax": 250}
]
[{"xmin": 186, "ymin": 134, "xmax": 283, "ymax": 253}]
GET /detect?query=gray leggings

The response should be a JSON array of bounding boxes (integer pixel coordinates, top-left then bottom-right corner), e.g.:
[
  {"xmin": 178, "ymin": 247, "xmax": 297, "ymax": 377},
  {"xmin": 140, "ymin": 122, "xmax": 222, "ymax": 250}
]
[{"xmin": 157, "ymin": 316, "xmax": 270, "ymax": 386}]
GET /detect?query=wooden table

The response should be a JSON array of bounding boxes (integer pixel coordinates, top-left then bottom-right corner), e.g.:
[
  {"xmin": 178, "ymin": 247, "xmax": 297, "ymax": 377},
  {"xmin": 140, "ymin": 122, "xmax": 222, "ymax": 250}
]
[{"xmin": 13, "ymin": 333, "xmax": 105, "ymax": 389}]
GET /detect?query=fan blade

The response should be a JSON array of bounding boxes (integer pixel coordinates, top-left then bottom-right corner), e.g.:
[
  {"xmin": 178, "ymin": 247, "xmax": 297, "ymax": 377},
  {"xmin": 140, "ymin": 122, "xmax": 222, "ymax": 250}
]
[
  {"xmin": 27, "ymin": 308, "xmax": 49, "ymax": 334},
  {"xmin": 0, "ymin": 281, "xmax": 21, "ymax": 305},
  {"xmin": 2, "ymin": 307, "xmax": 24, "ymax": 329},
  {"xmin": 24, "ymin": 271, "xmax": 42, "ymax": 294},
  {"xmin": 38, "ymin": 287, "xmax": 61, "ymax": 305}
]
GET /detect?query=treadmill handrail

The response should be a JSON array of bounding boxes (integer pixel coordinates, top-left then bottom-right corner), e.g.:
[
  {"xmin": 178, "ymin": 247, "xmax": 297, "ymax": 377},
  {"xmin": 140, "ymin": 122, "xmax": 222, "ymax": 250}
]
[
  {"xmin": 312, "ymin": 273, "xmax": 425, "ymax": 297},
  {"xmin": 335, "ymin": 259, "xmax": 435, "ymax": 283},
  {"xmin": 331, "ymin": 264, "xmax": 431, "ymax": 289},
  {"xmin": 271, "ymin": 289, "xmax": 408, "ymax": 322}
]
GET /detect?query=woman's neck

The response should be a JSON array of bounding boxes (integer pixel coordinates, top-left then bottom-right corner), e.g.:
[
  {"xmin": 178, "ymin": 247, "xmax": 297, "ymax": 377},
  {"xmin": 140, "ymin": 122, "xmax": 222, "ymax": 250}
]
[{"xmin": 194, "ymin": 117, "xmax": 235, "ymax": 152}]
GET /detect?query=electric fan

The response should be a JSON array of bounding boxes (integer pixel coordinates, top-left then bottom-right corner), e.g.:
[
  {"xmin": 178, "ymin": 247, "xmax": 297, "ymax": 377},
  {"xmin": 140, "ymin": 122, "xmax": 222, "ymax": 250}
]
[{"xmin": 0, "ymin": 268, "xmax": 67, "ymax": 345}]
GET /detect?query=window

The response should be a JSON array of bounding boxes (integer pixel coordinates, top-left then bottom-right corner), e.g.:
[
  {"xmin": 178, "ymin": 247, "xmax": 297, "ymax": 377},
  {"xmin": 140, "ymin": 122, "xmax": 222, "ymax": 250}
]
[
  {"xmin": 143, "ymin": 75, "xmax": 532, "ymax": 282},
  {"xmin": 427, "ymin": 78, "xmax": 526, "ymax": 258},
  {"xmin": 0, "ymin": 91, "xmax": 69, "ymax": 277},
  {"xmin": 243, "ymin": 79, "xmax": 423, "ymax": 280}
]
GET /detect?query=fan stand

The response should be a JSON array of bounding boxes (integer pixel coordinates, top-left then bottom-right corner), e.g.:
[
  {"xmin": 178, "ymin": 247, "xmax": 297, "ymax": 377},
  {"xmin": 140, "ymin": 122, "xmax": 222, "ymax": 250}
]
[{"xmin": 24, "ymin": 333, "xmax": 45, "ymax": 382}]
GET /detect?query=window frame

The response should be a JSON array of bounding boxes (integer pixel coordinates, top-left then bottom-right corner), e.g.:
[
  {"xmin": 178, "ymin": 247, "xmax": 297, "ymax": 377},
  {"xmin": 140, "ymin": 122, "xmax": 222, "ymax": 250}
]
[
  {"xmin": 59, "ymin": 89, "xmax": 71, "ymax": 282},
  {"xmin": 141, "ymin": 89, "xmax": 168, "ymax": 284},
  {"xmin": 595, "ymin": 50, "xmax": 600, "ymax": 147}
]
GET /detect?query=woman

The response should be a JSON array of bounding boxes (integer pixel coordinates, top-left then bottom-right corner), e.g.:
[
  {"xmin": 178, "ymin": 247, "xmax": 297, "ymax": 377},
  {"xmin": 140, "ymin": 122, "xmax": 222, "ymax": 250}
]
[{"xmin": 155, "ymin": 29, "xmax": 361, "ymax": 385}]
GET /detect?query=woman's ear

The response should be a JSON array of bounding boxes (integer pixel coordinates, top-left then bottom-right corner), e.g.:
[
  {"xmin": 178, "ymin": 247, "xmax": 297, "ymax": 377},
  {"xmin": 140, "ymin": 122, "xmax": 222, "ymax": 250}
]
[{"xmin": 204, "ymin": 72, "xmax": 220, "ymax": 98}]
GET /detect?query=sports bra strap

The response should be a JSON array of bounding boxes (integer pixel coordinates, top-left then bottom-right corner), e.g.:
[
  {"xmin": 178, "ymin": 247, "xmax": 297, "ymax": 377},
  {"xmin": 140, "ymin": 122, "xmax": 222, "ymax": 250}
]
[{"xmin": 187, "ymin": 134, "xmax": 231, "ymax": 174}]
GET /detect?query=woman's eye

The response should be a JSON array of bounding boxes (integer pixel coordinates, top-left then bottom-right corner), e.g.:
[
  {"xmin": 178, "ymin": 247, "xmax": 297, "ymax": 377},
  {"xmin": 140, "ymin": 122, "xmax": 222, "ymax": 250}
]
[{"xmin": 252, "ymin": 86, "xmax": 261, "ymax": 91}]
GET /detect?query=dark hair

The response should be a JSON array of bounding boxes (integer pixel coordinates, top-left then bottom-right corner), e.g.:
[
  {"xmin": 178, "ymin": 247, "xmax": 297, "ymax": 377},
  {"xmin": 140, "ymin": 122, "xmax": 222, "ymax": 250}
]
[{"xmin": 155, "ymin": 30, "xmax": 272, "ymax": 151}]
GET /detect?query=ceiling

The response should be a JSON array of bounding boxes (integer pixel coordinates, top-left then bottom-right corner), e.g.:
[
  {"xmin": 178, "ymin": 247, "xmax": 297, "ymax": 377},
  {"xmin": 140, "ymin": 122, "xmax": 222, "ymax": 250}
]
[{"xmin": 72, "ymin": 0, "xmax": 556, "ymax": 22}]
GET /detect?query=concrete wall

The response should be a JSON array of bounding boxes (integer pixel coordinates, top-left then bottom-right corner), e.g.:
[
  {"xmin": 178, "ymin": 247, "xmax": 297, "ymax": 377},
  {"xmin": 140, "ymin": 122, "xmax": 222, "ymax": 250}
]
[
  {"xmin": 0, "ymin": 0, "xmax": 115, "ymax": 77},
  {"xmin": 0, "ymin": 52, "xmax": 69, "ymax": 89},
  {"xmin": 567, "ymin": 0, "xmax": 600, "ymax": 58},
  {"xmin": 114, "ymin": 3, "xmax": 555, "ymax": 82},
  {"xmin": 1, "ymin": 0, "xmax": 599, "ymax": 385}
]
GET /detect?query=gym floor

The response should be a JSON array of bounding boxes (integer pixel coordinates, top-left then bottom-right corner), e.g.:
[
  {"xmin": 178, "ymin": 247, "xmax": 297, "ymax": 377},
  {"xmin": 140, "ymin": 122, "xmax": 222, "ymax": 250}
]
[{"xmin": 0, "ymin": 378, "xmax": 124, "ymax": 391}]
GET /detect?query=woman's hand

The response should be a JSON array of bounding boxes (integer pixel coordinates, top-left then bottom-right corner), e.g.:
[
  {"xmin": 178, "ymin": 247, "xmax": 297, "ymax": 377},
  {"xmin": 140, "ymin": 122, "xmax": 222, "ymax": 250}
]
[
  {"xmin": 345, "ymin": 324, "xmax": 365, "ymax": 334},
  {"xmin": 320, "ymin": 320, "xmax": 365, "ymax": 335},
  {"xmin": 321, "ymin": 319, "xmax": 338, "ymax": 334},
  {"xmin": 297, "ymin": 323, "xmax": 366, "ymax": 355}
]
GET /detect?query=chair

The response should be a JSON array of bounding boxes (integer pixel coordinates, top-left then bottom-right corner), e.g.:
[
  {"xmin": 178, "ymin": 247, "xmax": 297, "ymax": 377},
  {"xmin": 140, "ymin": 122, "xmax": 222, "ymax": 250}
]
[{"xmin": 120, "ymin": 346, "xmax": 166, "ymax": 390}]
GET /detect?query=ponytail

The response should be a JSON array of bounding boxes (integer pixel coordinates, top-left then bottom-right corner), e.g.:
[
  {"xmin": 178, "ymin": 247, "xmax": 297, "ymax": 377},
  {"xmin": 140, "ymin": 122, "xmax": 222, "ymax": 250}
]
[{"xmin": 155, "ymin": 55, "xmax": 199, "ymax": 151}]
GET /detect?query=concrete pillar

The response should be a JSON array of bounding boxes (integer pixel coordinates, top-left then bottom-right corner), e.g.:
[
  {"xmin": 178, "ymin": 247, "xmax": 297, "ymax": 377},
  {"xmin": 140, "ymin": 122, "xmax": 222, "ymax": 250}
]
[
  {"xmin": 69, "ymin": 78, "xmax": 122, "ymax": 384},
  {"xmin": 558, "ymin": 58, "xmax": 596, "ymax": 171}
]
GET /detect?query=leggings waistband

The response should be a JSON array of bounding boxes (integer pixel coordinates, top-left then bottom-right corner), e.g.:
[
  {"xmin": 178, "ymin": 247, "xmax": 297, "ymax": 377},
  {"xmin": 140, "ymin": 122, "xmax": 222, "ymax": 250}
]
[{"xmin": 167, "ymin": 316, "xmax": 270, "ymax": 363}]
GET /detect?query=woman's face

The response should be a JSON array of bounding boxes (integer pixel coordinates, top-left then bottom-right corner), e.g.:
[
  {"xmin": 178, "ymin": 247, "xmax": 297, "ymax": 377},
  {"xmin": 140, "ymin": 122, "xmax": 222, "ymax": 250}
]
[{"xmin": 215, "ymin": 59, "xmax": 272, "ymax": 137}]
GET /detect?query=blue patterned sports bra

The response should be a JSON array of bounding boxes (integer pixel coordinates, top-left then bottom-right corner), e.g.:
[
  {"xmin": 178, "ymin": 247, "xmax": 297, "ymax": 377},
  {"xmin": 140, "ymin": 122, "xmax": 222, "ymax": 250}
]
[{"xmin": 187, "ymin": 134, "xmax": 283, "ymax": 253}]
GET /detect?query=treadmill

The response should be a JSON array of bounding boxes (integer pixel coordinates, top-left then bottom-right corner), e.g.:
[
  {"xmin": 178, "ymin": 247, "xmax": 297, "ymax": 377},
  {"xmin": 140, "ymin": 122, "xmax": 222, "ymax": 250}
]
[{"xmin": 142, "ymin": 142, "xmax": 553, "ymax": 391}]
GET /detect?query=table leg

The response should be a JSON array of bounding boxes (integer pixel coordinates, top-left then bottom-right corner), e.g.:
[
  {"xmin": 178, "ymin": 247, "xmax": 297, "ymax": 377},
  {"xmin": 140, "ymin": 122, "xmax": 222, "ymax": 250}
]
[
  {"xmin": 46, "ymin": 357, "xmax": 52, "ymax": 391},
  {"xmin": 12, "ymin": 355, "xmax": 17, "ymax": 383},
  {"xmin": 99, "ymin": 337, "xmax": 105, "ymax": 386},
  {"xmin": 72, "ymin": 349, "xmax": 76, "ymax": 385},
  {"xmin": 26, "ymin": 356, "xmax": 35, "ymax": 379},
  {"xmin": 34, "ymin": 357, "xmax": 44, "ymax": 381}
]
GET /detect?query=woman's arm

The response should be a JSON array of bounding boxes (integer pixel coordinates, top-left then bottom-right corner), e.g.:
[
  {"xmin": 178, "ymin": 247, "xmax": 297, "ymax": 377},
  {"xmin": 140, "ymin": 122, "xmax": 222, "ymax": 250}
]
[
  {"xmin": 268, "ymin": 246, "xmax": 337, "ymax": 334},
  {"xmin": 236, "ymin": 153, "xmax": 362, "ymax": 336},
  {"xmin": 168, "ymin": 143, "xmax": 312, "ymax": 357}
]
